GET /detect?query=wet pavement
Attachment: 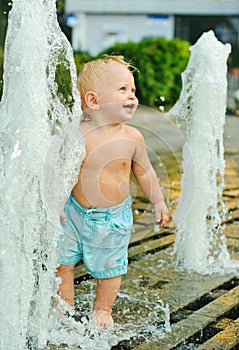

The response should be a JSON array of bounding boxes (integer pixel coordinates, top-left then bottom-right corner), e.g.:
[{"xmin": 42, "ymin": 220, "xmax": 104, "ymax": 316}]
[{"xmin": 71, "ymin": 112, "xmax": 239, "ymax": 349}]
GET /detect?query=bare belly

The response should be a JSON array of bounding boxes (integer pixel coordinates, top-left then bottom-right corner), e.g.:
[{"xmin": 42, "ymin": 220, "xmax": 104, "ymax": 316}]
[
  {"xmin": 72, "ymin": 178, "xmax": 130, "ymax": 208},
  {"xmin": 71, "ymin": 154, "xmax": 132, "ymax": 208}
]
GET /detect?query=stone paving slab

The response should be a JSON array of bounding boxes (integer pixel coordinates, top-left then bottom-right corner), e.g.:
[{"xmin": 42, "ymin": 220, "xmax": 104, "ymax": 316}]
[
  {"xmin": 128, "ymin": 233, "xmax": 175, "ymax": 258},
  {"xmin": 197, "ymin": 317, "xmax": 239, "ymax": 350},
  {"xmin": 124, "ymin": 249, "xmax": 237, "ymax": 313},
  {"xmin": 132, "ymin": 286, "xmax": 239, "ymax": 350}
]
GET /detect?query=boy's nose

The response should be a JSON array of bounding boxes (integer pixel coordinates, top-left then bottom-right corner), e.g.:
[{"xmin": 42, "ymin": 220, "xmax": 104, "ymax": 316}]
[
  {"xmin": 129, "ymin": 95, "xmax": 138, "ymax": 107},
  {"xmin": 129, "ymin": 91, "xmax": 136, "ymax": 99}
]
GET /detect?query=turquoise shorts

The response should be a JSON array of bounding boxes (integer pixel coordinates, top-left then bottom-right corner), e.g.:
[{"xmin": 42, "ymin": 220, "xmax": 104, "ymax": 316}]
[{"xmin": 58, "ymin": 194, "xmax": 134, "ymax": 279}]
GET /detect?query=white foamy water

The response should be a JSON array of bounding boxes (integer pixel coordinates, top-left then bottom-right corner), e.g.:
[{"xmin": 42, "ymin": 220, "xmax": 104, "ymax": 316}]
[
  {"xmin": 0, "ymin": 0, "xmax": 84, "ymax": 348},
  {"xmin": 0, "ymin": 1, "xmax": 169, "ymax": 349},
  {"xmin": 168, "ymin": 31, "xmax": 233, "ymax": 274}
]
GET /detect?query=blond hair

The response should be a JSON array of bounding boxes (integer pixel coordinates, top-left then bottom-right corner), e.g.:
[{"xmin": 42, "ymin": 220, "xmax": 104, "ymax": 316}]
[{"xmin": 77, "ymin": 55, "xmax": 138, "ymax": 113}]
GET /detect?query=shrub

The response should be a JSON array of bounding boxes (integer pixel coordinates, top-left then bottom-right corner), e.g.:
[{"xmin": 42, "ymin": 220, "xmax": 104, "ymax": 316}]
[
  {"xmin": 99, "ymin": 37, "xmax": 190, "ymax": 111},
  {"xmin": 53, "ymin": 51, "xmax": 93, "ymax": 110},
  {"xmin": 74, "ymin": 51, "xmax": 93, "ymax": 73}
]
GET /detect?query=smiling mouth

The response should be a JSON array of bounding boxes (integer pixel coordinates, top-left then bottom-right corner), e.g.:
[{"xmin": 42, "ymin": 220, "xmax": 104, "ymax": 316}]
[{"xmin": 123, "ymin": 103, "xmax": 136, "ymax": 112}]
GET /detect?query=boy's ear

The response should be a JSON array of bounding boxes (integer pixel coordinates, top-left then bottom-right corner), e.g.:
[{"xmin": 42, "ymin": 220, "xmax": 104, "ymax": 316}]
[{"xmin": 84, "ymin": 91, "xmax": 100, "ymax": 110}]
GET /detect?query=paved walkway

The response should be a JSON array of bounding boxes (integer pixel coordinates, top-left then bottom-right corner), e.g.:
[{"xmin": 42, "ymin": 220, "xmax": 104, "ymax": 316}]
[{"xmin": 131, "ymin": 108, "xmax": 238, "ymax": 152}]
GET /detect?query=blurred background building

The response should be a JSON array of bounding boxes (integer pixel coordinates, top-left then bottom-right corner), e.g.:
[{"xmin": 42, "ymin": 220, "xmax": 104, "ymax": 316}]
[{"xmin": 64, "ymin": 0, "xmax": 239, "ymax": 56}]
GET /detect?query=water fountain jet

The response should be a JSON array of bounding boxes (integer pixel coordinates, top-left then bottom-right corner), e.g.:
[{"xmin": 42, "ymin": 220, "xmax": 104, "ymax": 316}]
[
  {"xmin": 0, "ymin": 0, "xmax": 84, "ymax": 348},
  {"xmin": 168, "ymin": 30, "xmax": 233, "ymax": 274}
]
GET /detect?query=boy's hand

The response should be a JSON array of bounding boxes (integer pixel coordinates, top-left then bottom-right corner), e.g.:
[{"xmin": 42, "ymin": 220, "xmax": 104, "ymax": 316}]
[
  {"xmin": 60, "ymin": 212, "xmax": 67, "ymax": 222},
  {"xmin": 154, "ymin": 201, "xmax": 169, "ymax": 228}
]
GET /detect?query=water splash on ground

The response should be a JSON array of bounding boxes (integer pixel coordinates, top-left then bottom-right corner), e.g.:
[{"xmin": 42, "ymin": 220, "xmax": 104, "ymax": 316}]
[{"xmin": 46, "ymin": 279, "xmax": 171, "ymax": 349}]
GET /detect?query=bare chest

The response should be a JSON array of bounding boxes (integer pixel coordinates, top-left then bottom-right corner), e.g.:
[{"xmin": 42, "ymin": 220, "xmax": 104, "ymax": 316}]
[{"xmin": 83, "ymin": 137, "xmax": 135, "ymax": 168}]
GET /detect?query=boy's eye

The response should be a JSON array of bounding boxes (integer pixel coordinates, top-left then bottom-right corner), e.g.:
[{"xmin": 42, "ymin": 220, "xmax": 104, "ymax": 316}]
[{"xmin": 120, "ymin": 87, "xmax": 126, "ymax": 91}]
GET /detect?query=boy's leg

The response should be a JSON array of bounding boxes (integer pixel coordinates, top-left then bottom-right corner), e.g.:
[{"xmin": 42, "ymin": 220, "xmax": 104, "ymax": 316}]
[
  {"xmin": 57, "ymin": 264, "xmax": 75, "ymax": 306},
  {"xmin": 92, "ymin": 276, "xmax": 121, "ymax": 327}
]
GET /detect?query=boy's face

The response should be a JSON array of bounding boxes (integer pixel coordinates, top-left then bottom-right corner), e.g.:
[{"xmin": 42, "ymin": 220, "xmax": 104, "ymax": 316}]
[{"xmin": 93, "ymin": 61, "xmax": 138, "ymax": 123}]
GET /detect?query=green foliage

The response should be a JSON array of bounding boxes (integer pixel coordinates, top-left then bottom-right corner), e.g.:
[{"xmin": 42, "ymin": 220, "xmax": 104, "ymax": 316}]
[
  {"xmin": 74, "ymin": 51, "xmax": 93, "ymax": 73},
  {"xmin": 99, "ymin": 37, "xmax": 190, "ymax": 110},
  {"xmin": 56, "ymin": 0, "xmax": 64, "ymax": 13},
  {"xmin": 69, "ymin": 38, "xmax": 190, "ymax": 111},
  {"xmin": 54, "ymin": 52, "xmax": 93, "ymax": 110},
  {"xmin": 55, "ymin": 62, "xmax": 74, "ymax": 111}
]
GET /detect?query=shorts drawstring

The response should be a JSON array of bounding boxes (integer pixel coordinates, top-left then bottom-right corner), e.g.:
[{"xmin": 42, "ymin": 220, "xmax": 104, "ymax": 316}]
[{"xmin": 68, "ymin": 193, "xmax": 131, "ymax": 224}]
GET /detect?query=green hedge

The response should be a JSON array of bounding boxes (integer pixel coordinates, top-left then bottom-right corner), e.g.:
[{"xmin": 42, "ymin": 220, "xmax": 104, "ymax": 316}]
[
  {"xmin": 54, "ymin": 51, "xmax": 93, "ymax": 111},
  {"xmin": 73, "ymin": 37, "xmax": 190, "ymax": 110},
  {"xmin": 99, "ymin": 37, "xmax": 190, "ymax": 110},
  {"xmin": 0, "ymin": 37, "xmax": 190, "ymax": 110},
  {"xmin": 74, "ymin": 51, "xmax": 93, "ymax": 73}
]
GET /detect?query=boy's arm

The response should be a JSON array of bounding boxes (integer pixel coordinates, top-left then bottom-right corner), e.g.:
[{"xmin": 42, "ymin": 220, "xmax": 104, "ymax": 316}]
[{"xmin": 131, "ymin": 130, "xmax": 169, "ymax": 228}]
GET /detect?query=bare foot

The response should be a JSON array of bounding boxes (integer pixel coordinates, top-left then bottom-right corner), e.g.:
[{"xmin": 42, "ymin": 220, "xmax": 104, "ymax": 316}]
[{"xmin": 90, "ymin": 310, "xmax": 114, "ymax": 328}]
